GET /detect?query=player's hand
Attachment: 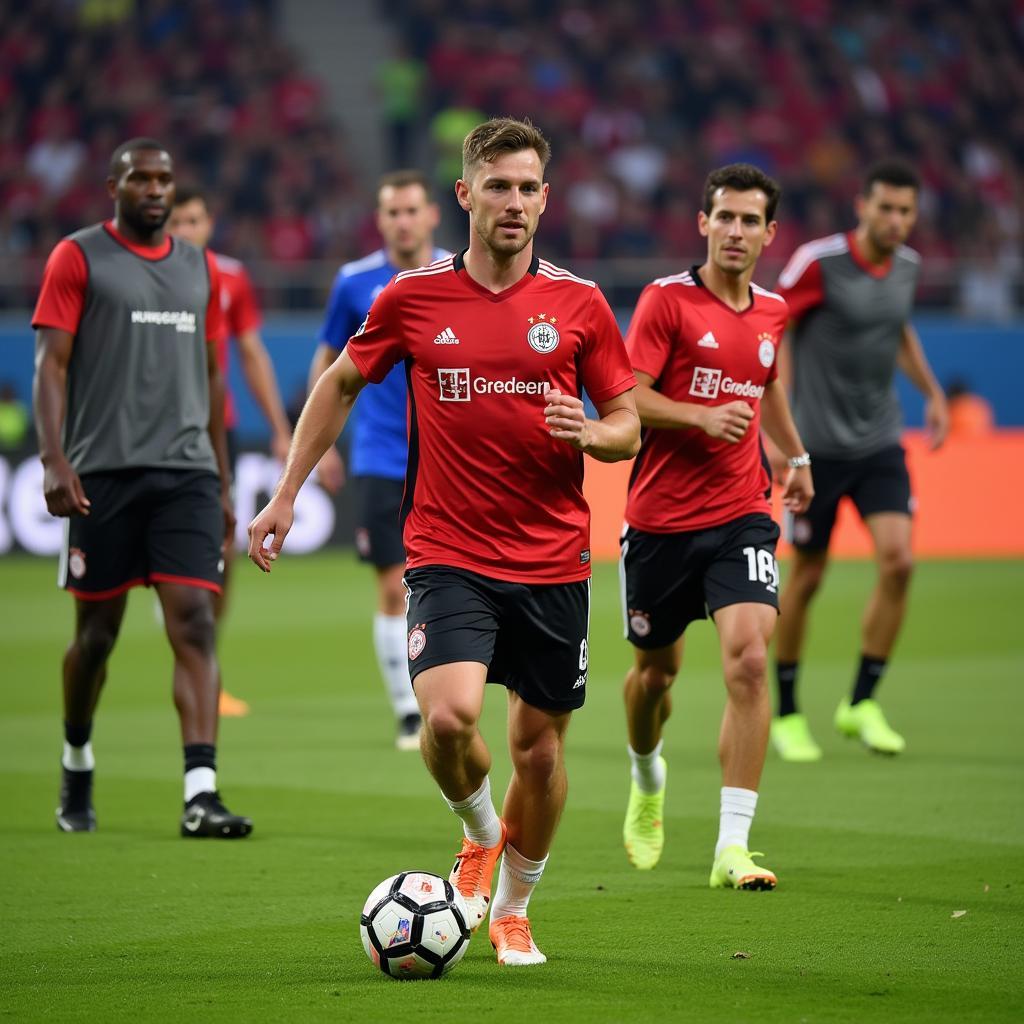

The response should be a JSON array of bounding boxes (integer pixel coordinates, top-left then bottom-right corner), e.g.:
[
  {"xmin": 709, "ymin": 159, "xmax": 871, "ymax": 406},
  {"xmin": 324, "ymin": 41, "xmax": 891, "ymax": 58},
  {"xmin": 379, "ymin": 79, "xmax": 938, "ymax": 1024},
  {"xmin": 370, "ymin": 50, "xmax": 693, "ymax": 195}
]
[
  {"xmin": 42, "ymin": 457, "xmax": 90, "ymax": 517},
  {"xmin": 699, "ymin": 401, "xmax": 754, "ymax": 443},
  {"xmin": 781, "ymin": 465, "xmax": 814, "ymax": 514},
  {"xmin": 247, "ymin": 495, "xmax": 294, "ymax": 573},
  {"xmin": 925, "ymin": 393, "xmax": 949, "ymax": 450},
  {"xmin": 270, "ymin": 430, "xmax": 292, "ymax": 464},
  {"xmin": 220, "ymin": 487, "xmax": 237, "ymax": 549},
  {"xmin": 315, "ymin": 446, "xmax": 345, "ymax": 494},
  {"xmin": 545, "ymin": 389, "xmax": 591, "ymax": 450}
]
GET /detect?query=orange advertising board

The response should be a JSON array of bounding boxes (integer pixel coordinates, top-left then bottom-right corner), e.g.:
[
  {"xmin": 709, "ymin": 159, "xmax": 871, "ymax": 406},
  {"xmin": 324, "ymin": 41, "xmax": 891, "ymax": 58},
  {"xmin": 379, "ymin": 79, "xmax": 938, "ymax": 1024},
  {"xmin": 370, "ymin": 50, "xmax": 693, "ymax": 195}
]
[{"xmin": 584, "ymin": 430, "xmax": 1024, "ymax": 560}]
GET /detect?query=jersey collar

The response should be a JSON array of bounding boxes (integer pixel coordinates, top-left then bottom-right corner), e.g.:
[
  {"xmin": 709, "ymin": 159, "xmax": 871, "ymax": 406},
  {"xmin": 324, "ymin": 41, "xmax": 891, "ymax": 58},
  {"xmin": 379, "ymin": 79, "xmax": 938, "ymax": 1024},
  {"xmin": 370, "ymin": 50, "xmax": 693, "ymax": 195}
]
[
  {"xmin": 103, "ymin": 219, "xmax": 173, "ymax": 261},
  {"xmin": 846, "ymin": 231, "xmax": 893, "ymax": 278},
  {"xmin": 690, "ymin": 264, "xmax": 755, "ymax": 315},
  {"xmin": 453, "ymin": 248, "xmax": 540, "ymax": 302}
]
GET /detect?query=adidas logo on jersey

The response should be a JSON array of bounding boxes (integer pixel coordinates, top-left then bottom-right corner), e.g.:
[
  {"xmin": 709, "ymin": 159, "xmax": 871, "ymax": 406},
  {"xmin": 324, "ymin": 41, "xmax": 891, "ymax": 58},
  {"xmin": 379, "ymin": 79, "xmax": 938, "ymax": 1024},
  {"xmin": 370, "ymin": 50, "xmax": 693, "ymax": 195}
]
[
  {"xmin": 697, "ymin": 331, "xmax": 719, "ymax": 348},
  {"xmin": 433, "ymin": 327, "xmax": 460, "ymax": 345}
]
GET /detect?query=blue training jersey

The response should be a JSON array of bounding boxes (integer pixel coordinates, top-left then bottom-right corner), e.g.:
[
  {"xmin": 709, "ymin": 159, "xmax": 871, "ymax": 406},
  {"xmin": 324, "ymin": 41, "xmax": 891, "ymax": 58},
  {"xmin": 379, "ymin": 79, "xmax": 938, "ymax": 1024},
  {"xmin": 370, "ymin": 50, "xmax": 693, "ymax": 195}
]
[{"xmin": 319, "ymin": 247, "xmax": 449, "ymax": 480}]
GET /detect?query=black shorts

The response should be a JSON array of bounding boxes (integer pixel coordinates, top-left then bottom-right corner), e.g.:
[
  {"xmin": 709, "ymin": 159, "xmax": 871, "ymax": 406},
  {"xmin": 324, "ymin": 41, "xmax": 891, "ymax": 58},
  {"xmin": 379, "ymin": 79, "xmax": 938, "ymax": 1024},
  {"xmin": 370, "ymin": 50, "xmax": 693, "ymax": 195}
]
[
  {"xmin": 352, "ymin": 475, "xmax": 406, "ymax": 569},
  {"xmin": 403, "ymin": 566, "xmax": 591, "ymax": 712},
  {"xmin": 60, "ymin": 468, "xmax": 224, "ymax": 601},
  {"xmin": 785, "ymin": 445, "xmax": 913, "ymax": 551},
  {"xmin": 620, "ymin": 513, "xmax": 780, "ymax": 649}
]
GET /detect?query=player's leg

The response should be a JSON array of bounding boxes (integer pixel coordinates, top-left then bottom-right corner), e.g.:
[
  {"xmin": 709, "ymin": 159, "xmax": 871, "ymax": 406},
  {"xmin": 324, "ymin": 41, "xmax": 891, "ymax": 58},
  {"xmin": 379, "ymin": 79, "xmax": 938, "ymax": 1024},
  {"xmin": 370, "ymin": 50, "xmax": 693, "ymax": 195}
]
[
  {"xmin": 710, "ymin": 600, "xmax": 779, "ymax": 889},
  {"xmin": 148, "ymin": 469, "xmax": 251, "ymax": 837},
  {"xmin": 57, "ymin": 595, "xmax": 128, "ymax": 832},
  {"xmin": 835, "ymin": 446, "xmax": 914, "ymax": 754},
  {"xmin": 834, "ymin": 511, "xmax": 912, "ymax": 754},
  {"xmin": 489, "ymin": 694, "xmax": 572, "ymax": 966}
]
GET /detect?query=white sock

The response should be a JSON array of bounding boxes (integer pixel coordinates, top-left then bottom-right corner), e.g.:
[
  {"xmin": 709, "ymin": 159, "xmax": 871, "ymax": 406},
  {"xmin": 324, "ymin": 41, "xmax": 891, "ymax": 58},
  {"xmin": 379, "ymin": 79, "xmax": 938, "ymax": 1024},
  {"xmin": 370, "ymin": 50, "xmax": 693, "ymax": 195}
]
[
  {"xmin": 374, "ymin": 614, "xmax": 419, "ymax": 719},
  {"xmin": 490, "ymin": 843, "xmax": 547, "ymax": 921},
  {"xmin": 716, "ymin": 786, "xmax": 758, "ymax": 857},
  {"xmin": 628, "ymin": 740, "xmax": 665, "ymax": 794},
  {"xmin": 62, "ymin": 741, "xmax": 94, "ymax": 772},
  {"xmin": 444, "ymin": 776, "xmax": 502, "ymax": 847},
  {"xmin": 184, "ymin": 767, "xmax": 217, "ymax": 803}
]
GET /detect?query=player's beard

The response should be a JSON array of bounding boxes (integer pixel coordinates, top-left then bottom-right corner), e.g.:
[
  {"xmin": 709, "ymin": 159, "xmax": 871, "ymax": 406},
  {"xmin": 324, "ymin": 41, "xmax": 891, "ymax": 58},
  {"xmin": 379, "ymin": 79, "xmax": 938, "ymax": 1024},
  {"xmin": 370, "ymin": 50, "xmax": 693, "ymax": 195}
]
[
  {"xmin": 122, "ymin": 201, "xmax": 171, "ymax": 240},
  {"xmin": 478, "ymin": 217, "xmax": 535, "ymax": 260}
]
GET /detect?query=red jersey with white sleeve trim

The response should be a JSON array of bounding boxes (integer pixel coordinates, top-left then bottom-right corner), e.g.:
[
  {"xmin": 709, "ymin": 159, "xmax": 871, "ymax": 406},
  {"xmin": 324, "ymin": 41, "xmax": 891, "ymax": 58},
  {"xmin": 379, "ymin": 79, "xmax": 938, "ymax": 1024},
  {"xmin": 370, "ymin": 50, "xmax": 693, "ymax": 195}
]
[
  {"xmin": 625, "ymin": 266, "xmax": 788, "ymax": 533},
  {"xmin": 211, "ymin": 251, "xmax": 262, "ymax": 430},
  {"xmin": 345, "ymin": 251, "xmax": 636, "ymax": 583}
]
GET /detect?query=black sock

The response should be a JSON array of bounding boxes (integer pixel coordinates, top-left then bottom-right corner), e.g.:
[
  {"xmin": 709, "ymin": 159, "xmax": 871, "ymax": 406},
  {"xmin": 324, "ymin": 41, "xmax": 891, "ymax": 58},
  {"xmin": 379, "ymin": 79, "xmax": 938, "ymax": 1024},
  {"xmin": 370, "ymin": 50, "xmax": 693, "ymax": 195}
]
[
  {"xmin": 851, "ymin": 655, "xmax": 887, "ymax": 705},
  {"xmin": 776, "ymin": 661, "xmax": 799, "ymax": 717},
  {"xmin": 183, "ymin": 743, "xmax": 217, "ymax": 774},
  {"xmin": 64, "ymin": 720, "xmax": 93, "ymax": 750}
]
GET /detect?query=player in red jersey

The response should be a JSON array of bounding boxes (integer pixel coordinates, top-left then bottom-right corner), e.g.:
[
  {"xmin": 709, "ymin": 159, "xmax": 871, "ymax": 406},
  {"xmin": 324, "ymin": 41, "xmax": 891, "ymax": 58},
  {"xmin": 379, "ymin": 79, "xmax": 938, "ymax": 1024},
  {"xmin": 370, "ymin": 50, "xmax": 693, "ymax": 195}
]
[
  {"xmin": 619, "ymin": 164, "xmax": 813, "ymax": 889},
  {"xmin": 169, "ymin": 186, "xmax": 293, "ymax": 717},
  {"xmin": 248, "ymin": 118, "xmax": 639, "ymax": 964}
]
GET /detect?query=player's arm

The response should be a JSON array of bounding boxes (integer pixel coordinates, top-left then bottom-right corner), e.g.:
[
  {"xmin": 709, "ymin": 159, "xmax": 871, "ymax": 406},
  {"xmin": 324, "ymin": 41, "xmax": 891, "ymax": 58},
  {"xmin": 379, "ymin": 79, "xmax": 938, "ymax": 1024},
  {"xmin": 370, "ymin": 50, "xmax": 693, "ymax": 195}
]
[
  {"xmin": 761, "ymin": 325, "xmax": 796, "ymax": 478},
  {"xmin": 206, "ymin": 341, "xmax": 236, "ymax": 544},
  {"xmin": 633, "ymin": 370, "xmax": 755, "ymax": 442},
  {"xmin": 248, "ymin": 348, "xmax": 368, "ymax": 571},
  {"xmin": 33, "ymin": 327, "xmax": 90, "ymax": 517},
  {"xmin": 760, "ymin": 378, "xmax": 814, "ymax": 513},
  {"xmin": 306, "ymin": 342, "xmax": 345, "ymax": 492},
  {"xmin": 897, "ymin": 322, "xmax": 948, "ymax": 450},
  {"xmin": 544, "ymin": 387, "xmax": 640, "ymax": 462},
  {"xmin": 236, "ymin": 328, "xmax": 292, "ymax": 462}
]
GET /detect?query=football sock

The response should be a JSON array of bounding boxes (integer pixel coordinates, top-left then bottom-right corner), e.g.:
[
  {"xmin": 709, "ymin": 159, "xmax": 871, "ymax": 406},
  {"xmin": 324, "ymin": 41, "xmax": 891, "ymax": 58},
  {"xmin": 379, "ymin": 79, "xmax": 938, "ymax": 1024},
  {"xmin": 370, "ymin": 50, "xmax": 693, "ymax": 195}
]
[
  {"xmin": 444, "ymin": 775, "xmax": 502, "ymax": 847},
  {"xmin": 628, "ymin": 740, "xmax": 666, "ymax": 794},
  {"xmin": 183, "ymin": 743, "xmax": 217, "ymax": 803},
  {"xmin": 716, "ymin": 786, "xmax": 758, "ymax": 857},
  {"xmin": 490, "ymin": 843, "xmax": 547, "ymax": 920},
  {"xmin": 373, "ymin": 614, "xmax": 419, "ymax": 719},
  {"xmin": 776, "ymin": 661, "xmax": 799, "ymax": 717},
  {"xmin": 62, "ymin": 721, "xmax": 95, "ymax": 771},
  {"xmin": 851, "ymin": 654, "xmax": 887, "ymax": 705}
]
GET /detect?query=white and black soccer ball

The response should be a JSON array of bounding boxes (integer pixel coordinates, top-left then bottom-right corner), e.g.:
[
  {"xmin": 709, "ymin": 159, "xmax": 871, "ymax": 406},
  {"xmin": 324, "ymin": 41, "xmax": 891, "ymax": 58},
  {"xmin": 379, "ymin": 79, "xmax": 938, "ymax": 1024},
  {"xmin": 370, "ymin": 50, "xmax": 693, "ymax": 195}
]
[{"xmin": 360, "ymin": 870, "xmax": 471, "ymax": 980}]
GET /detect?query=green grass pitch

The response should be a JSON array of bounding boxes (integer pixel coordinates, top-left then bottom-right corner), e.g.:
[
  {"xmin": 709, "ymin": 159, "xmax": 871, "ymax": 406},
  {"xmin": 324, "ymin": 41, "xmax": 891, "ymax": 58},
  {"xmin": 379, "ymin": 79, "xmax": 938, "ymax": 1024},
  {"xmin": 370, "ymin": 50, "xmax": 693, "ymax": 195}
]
[{"xmin": 1, "ymin": 553, "xmax": 1022, "ymax": 1022}]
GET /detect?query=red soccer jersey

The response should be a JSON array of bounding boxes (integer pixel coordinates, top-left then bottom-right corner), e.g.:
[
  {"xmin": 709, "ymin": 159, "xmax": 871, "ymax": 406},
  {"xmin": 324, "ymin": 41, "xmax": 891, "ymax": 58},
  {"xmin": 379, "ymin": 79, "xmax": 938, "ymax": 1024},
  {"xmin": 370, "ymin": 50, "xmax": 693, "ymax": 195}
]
[
  {"xmin": 345, "ymin": 251, "xmax": 636, "ymax": 583},
  {"xmin": 32, "ymin": 220, "xmax": 224, "ymax": 344},
  {"xmin": 211, "ymin": 251, "xmax": 262, "ymax": 430},
  {"xmin": 625, "ymin": 266, "xmax": 788, "ymax": 533}
]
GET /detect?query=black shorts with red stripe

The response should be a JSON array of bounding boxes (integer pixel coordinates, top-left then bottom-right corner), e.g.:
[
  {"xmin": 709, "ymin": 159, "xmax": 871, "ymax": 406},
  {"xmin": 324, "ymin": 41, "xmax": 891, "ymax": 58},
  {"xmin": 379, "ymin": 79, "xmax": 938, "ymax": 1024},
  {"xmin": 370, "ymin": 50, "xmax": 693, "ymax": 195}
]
[{"xmin": 60, "ymin": 468, "xmax": 224, "ymax": 601}]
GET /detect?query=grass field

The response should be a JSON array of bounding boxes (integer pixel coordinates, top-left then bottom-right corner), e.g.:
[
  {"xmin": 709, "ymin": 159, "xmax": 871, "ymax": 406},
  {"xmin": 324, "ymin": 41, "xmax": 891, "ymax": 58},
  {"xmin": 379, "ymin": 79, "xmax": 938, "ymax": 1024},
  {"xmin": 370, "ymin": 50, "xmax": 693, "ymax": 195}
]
[{"xmin": 1, "ymin": 553, "xmax": 1022, "ymax": 1023}]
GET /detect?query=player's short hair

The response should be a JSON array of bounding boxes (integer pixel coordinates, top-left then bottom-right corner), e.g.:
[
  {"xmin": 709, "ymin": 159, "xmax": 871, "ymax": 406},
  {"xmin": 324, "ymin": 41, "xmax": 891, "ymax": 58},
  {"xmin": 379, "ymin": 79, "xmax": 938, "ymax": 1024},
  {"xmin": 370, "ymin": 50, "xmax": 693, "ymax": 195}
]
[
  {"xmin": 109, "ymin": 137, "xmax": 169, "ymax": 177},
  {"xmin": 863, "ymin": 159, "xmax": 920, "ymax": 195},
  {"xmin": 377, "ymin": 169, "xmax": 433, "ymax": 200},
  {"xmin": 462, "ymin": 117, "xmax": 551, "ymax": 182},
  {"xmin": 172, "ymin": 184, "xmax": 208, "ymax": 209},
  {"xmin": 703, "ymin": 164, "xmax": 781, "ymax": 223}
]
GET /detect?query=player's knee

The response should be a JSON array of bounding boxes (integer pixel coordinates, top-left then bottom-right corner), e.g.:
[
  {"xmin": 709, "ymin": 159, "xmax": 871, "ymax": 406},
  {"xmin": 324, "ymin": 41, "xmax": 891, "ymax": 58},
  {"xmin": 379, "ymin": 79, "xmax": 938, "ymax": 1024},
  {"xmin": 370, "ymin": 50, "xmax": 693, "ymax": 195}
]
[
  {"xmin": 423, "ymin": 704, "xmax": 475, "ymax": 748},
  {"xmin": 792, "ymin": 561, "xmax": 826, "ymax": 600},
  {"xmin": 879, "ymin": 549, "xmax": 913, "ymax": 590},
  {"xmin": 512, "ymin": 732, "xmax": 562, "ymax": 785},
  {"xmin": 726, "ymin": 639, "xmax": 768, "ymax": 696},
  {"xmin": 74, "ymin": 618, "xmax": 120, "ymax": 666},
  {"xmin": 168, "ymin": 599, "xmax": 216, "ymax": 656},
  {"xmin": 637, "ymin": 662, "xmax": 677, "ymax": 698}
]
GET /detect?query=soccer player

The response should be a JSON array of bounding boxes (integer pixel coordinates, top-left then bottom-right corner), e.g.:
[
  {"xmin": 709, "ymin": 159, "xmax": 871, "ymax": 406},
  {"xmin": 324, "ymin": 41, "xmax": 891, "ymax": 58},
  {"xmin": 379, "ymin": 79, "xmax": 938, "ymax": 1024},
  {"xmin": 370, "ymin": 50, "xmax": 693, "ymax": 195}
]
[
  {"xmin": 248, "ymin": 118, "xmax": 638, "ymax": 964},
  {"xmin": 32, "ymin": 138, "xmax": 252, "ymax": 837},
  {"xmin": 619, "ymin": 164, "xmax": 813, "ymax": 888},
  {"xmin": 168, "ymin": 185, "xmax": 293, "ymax": 718},
  {"xmin": 308, "ymin": 170, "xmax": 448, "ymax": 750},
  {"xmin": 770, "ymin": 160, "xmax": 948, "ymax": 761}
]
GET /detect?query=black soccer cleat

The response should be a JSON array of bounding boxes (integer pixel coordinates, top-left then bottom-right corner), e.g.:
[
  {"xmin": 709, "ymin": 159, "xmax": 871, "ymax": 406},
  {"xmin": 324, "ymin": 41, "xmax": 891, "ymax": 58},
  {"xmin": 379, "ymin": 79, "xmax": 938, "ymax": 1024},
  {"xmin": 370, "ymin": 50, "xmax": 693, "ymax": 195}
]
[
  {"xmin": 180, "ymin": 791, "xmax": 253, "ymax": 839},
  {"xmin": 56, "ymin": 766, "xmax": 96, "ymax": 833}
]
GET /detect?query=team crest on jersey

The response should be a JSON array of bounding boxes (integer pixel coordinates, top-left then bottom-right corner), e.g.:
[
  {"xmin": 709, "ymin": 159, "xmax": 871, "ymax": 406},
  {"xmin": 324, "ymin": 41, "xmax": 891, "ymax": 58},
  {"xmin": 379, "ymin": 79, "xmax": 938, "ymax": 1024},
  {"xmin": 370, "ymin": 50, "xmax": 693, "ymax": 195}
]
[
  {"xmin": 69, "ymin": 547, "xmax": 86, "ymax": 580},
  {"xmin": 526, "ymin": 313, "xmax": 559, "ymax": 353},
  {"xmin": 437, "ymin": 368, "xmax": 471, "ymax": 401},
  {"xmin": 757, "ymin": 333, "xmax": 776, "ymax": 368},
  {"xmin": 408, "ymin": 624, "xmax": 427, "ymax": 660}
]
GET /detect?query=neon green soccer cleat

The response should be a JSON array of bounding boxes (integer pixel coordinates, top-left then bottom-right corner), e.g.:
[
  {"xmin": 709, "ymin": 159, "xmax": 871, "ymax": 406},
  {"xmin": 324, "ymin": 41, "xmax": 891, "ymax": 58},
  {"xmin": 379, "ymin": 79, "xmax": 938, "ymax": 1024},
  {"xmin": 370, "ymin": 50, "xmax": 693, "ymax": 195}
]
[
  {"xmin": 770, "ymin": 713, "xmax": 823, "ymax": 762},
  {"xmin": 623, "ymin": 760, "xmax": 666, "ymax": 870},
  {"xmin": 709, "ymin": 846, "xmax": 778, "ymax": 890},
  {"xmin": 834, "ymin": 698, "xmax": 906, "ymax": 755}
]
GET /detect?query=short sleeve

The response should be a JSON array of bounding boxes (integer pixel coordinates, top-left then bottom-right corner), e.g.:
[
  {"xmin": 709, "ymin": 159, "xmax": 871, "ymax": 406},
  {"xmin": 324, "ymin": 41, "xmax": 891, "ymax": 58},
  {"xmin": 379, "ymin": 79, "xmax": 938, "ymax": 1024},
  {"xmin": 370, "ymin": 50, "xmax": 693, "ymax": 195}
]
[
  {"xmin": 228, "ymin": 264, "xmax": 261, "ymax": 335},
  {"xmin": 775, "ymin": 247, "xmax": 825, "ymax": 322},
  {"xmin": 580, "ymin": 286, "xmax": 636, "ymax": 403},
  {"xmin": 344, "ymin": 280, "xmax": 406, "ymax": 384},
  {"xmin": 31, "ymin": 240, "xmax": 88, "ymax": 334},
  {"xmin": 625, "ymin": 283, "xmax": 677, "ymax": 383},
  {"xmin": 204, "ymin": 249, "xmax": 225, "ymax": 345}
]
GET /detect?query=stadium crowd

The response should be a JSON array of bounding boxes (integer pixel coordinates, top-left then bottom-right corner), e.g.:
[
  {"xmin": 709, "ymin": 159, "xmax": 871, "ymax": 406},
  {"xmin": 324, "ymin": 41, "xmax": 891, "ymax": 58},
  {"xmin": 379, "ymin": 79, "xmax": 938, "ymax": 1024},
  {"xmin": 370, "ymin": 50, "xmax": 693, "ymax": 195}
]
[{"xmin": 1, "ymin": 0, "xmax": 1021, "ymax": 310}]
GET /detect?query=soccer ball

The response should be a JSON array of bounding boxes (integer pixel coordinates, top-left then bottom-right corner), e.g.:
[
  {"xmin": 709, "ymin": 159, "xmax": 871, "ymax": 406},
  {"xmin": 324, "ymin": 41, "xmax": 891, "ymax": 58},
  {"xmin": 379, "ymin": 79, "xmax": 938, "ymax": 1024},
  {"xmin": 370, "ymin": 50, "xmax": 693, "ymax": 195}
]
[{"xmin": 360, "ymin": 870, "xmax": 472, "ymax": 980}]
